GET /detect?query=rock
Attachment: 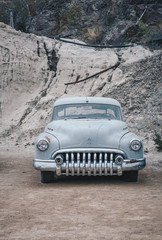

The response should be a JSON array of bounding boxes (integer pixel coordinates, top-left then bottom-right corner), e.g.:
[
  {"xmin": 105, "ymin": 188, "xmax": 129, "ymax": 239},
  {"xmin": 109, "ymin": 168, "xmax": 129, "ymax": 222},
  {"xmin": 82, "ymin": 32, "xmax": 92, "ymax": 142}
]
[
  {"xmin": 0, "ymin": 22, "xmax": 161, "ymax": 149},
  {"xmin": 0, "ymin": 1, "xmax": 161, "ymax": 45}
]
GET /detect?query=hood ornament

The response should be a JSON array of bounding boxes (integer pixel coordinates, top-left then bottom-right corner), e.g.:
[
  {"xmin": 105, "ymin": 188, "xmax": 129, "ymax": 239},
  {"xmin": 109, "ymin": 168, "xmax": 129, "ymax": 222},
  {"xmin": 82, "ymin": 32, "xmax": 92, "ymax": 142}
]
[{"xmin": 87, "ymin": 137, "xmax": 92, "ymax": 145}]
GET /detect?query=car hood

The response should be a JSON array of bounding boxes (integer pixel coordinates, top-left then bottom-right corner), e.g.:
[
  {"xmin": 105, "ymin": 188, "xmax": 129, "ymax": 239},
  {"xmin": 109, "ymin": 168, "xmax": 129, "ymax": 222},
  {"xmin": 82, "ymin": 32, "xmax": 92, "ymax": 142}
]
[{"xmin": 45, "ymin": 119, "xmax": 129, "ymax": 149}]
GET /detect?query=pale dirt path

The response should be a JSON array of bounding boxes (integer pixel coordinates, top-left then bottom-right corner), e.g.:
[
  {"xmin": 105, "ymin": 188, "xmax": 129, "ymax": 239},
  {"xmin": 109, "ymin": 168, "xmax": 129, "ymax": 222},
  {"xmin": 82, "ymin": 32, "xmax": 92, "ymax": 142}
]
[{"xmin": 0, "ymin": 148, "xmax": 162, "ymax": 240}]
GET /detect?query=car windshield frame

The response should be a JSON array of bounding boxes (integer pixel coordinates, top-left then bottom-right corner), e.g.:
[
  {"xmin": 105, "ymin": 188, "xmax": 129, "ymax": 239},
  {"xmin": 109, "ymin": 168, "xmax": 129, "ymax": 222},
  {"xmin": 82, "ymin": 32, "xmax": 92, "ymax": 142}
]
[{"xmin": 52, "ymin": 103, "xmax": 123, "ymax": 121}]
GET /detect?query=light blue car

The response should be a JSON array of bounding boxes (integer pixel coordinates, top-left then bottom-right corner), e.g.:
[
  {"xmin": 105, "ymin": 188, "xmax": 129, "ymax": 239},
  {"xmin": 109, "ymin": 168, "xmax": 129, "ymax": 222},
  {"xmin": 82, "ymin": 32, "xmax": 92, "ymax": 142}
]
[{"xmin": 33, "ymin": 97, "xmax": 146, "ymax": 183}]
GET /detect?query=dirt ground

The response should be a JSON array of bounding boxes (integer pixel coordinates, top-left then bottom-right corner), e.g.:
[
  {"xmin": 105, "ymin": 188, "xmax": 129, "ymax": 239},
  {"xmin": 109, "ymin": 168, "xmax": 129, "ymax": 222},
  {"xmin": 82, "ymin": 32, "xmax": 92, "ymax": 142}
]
[{"xmin": 0, "ymin": 146, "xmax": 162, "ymax": 240}]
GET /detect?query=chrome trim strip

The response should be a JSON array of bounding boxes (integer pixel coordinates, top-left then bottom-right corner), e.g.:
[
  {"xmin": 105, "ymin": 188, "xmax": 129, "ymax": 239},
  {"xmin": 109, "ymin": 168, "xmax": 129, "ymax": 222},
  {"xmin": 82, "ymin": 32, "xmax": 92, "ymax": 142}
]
[
  {"xmin": 71, "ymin": 153, "xmax": 74, "ymax": 176},
  {"xmin": 117, "ymin": 165, "xmax": 122, "ymax": 176},
  {"xmin": 105, "ymin": 159, "xmax": 108, "ymax": 176},
  {"xmin": 71, "ymin": 153, "xmax": 74, "ymax": 161},
  {"xmin": 82, "ymin": 153, "xmax": 86, "ymax": 176},
  {"xmin": 71, "ymin": 161, "xmax": 74, "ymax": 176},
  {"xmin": 123, "ymin": 158, "xmax": 145, "ymax": 163},
  {"xmin": 88, "ymin": 153, "xmax": 91, "ymax": 176},
  {"xmin": 56, "ymin": 166, "xmax": 61, "ymax": 176},
  {"xmin": 66, "ymin": 153, "xmax": 69, "ymax": 161},
  {"xmin": 77, "ymin": 159, "xmax": 80, "ymax": 176},
  {"xmin": 104, "ymin": 153, "xmax": 108, "ymax": 176},
  {"xmin": 99, "ymin": 159, "xmax": 102, "ymax": 176},
  {"xmin": 66, "ymin": 154, "xmax": 69, "ymax": 176},
  {"xmin": 52, "ymin": 148, "xmax": 126, "ymax": 159},
  {"xmin": 110, "ymin": 153, "xmax": 113, "ymax": 176},
  {"xmin": 77, "ymin": 153, "xmax": 80, "ymax": 176},
  {"xmin": 94, "ymin": 153, "xmax": 97, "ymax": 176}
]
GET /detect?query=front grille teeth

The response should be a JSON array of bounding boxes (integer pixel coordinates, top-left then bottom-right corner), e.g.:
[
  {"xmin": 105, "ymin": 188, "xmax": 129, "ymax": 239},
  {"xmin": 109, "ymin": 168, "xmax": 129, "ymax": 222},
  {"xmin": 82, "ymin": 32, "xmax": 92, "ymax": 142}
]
[{"xmin": 53, "ymin": 150, "xmax": 125, "ymax": 177}]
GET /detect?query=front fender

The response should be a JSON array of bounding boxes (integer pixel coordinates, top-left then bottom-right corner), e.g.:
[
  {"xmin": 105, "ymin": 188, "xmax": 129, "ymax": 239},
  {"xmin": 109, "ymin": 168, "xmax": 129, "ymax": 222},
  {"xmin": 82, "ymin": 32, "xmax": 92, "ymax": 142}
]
[
  {"xmin": 35, "ymin": 132, "xmax": 60, "ymax": 160},
  {"xmin": 119, "ymin": 132, "xmax": 143, "ymax": 159}
]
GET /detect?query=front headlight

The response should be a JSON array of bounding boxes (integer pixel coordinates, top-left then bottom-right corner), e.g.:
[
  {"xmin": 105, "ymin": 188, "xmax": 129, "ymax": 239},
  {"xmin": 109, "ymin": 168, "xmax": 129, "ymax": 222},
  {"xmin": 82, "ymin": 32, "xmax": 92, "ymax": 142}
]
[
  {"xmin": 130, "ymin": 139, "xmax": 142, "ymax": 151},
  {"xmin": 37, "ymin": 139, "xmax": 49, "ymax": 151}
]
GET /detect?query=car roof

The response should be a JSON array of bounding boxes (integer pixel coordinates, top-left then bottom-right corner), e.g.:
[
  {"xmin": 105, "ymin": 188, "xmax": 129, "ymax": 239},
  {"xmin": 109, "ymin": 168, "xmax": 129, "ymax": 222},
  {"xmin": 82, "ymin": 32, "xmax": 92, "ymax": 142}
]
[{"xmin": 54, "ymin": 97, "xmax": 121, "ymax": 107}]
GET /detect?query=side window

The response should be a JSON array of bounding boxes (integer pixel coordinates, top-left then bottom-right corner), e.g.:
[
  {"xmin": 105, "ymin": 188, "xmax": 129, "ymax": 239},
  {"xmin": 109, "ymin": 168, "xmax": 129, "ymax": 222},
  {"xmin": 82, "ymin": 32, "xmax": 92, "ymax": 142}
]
[{"xmin": 53, "ymin": 106, "xmax": 65, "ymax": 120}]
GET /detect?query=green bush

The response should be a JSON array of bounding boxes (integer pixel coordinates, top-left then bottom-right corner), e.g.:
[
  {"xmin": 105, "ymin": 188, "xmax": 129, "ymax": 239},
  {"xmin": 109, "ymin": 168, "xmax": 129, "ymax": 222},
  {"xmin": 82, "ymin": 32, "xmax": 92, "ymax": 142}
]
[{"xmin": 153, "ymin": 131, "xmax": 162, "ymax": 151}]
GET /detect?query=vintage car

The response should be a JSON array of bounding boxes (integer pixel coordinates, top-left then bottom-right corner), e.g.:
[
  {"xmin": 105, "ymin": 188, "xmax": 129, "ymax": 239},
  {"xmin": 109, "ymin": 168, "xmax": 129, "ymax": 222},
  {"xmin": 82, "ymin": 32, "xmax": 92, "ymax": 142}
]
[{"xmin": 33, "ymin": 97, "xmax": 146, "ymax": 183}]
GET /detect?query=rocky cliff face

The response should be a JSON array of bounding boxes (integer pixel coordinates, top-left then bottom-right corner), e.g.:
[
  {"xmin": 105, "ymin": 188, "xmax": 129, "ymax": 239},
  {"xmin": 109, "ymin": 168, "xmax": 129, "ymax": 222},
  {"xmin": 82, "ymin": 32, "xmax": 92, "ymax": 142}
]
[
  {"xmin": 0, "ymin": 23, "xmax": 161, "ymax": 150},
  {"xmin": 0, "ymin": 0, "xmax": 162, "ymax": 45}
]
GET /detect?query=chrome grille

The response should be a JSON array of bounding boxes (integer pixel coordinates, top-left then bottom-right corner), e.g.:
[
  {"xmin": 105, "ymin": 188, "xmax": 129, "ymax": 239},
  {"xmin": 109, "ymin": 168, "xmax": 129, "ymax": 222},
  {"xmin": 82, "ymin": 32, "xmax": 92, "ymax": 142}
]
[
  {"xmin": 52, "ymin": 149, "xmax": 125, "ymax": 177},
  {"xmin": 57, "ymin": 152, "xmax": 117, "ymax": 162}
]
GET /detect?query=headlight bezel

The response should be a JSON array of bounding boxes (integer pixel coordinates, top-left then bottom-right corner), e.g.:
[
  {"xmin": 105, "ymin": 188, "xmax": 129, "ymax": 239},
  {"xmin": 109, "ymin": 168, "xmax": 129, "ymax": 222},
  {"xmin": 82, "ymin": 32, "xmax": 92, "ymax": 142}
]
[
  {"xmin": 130, "ymin": 139, "xmax": 142, "ymax": 151},
  {"xmin": 37, "ymin": 139, "xmax": 49, "ymax": 151}
]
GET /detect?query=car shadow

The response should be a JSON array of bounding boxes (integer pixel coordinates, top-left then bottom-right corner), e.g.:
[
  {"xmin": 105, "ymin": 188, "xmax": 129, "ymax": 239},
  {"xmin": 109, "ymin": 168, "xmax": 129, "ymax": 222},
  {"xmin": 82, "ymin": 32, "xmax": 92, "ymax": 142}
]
[{"xmin": 51, "ymin": 175, "xmax": 134, "ymax": 186}]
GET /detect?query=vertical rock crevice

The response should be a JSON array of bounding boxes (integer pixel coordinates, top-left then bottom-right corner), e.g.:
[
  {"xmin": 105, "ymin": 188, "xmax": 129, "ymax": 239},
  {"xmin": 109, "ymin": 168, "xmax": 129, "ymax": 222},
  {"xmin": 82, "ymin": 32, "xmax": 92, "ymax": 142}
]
[{"xmin": 43, "ymin": 42, "xmax": 59, "ymax": 72}]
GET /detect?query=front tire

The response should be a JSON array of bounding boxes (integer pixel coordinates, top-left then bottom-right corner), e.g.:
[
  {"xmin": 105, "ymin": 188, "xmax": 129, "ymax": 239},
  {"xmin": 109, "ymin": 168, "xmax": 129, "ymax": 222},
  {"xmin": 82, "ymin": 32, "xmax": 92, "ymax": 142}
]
[
  {"xmin": 122, "ymin": 170, "xmax": 138, "ymax": 182},
  {"xmin": 40, "ymin": 171, "xmax": 56, "ymax": 183}
]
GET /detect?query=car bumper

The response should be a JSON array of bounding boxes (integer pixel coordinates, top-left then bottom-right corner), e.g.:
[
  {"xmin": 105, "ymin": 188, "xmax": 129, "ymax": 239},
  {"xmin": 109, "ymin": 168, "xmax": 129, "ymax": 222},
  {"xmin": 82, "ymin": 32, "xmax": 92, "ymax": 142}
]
[{"xmin": 33, "ymin": 157, "xmax": 146, "ymax": 177}]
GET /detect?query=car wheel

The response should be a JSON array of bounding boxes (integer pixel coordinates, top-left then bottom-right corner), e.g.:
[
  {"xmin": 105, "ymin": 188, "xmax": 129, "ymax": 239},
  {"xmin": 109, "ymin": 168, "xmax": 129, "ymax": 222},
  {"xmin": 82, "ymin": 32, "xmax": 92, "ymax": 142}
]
[
  {"xmin": 122, "ymin": 170, "xmax": 138, "ymax": 182},
  {"xmin": 40, "ymin": 171, "xmax": 56, "ymax": 183}
]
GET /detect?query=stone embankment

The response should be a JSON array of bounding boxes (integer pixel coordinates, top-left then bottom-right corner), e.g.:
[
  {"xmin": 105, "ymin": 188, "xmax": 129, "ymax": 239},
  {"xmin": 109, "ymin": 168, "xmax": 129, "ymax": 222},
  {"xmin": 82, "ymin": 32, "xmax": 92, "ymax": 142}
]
[{"xmin": 0, "ymin": 23, "xmax": 161, "ymax": 150}]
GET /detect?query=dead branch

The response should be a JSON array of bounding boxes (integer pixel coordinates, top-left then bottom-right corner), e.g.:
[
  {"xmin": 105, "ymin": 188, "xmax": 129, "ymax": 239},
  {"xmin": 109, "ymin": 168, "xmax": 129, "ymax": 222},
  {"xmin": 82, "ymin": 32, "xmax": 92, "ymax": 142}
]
[{"xmin": 64, "ymin": 62, "xmax": 120, "ymax": 86}]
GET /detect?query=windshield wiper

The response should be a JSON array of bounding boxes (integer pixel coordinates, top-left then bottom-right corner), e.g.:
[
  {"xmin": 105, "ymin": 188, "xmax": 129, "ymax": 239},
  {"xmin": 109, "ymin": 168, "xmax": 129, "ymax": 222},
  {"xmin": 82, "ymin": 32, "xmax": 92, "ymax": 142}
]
[{"xmin": 71, "ymin": 116, "xmax": 87, "ymax": 119}]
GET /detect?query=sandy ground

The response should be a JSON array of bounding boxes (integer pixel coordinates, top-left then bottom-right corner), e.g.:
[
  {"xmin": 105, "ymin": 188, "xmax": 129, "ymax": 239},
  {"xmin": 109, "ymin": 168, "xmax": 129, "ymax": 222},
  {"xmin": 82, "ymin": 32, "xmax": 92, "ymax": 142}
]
[
  {"xmin": 0, "ymin": 146, "xmax": 162, "ymax": 240},
  {"xmin": 1, "ymin": 23, "xmax": 162, "ymax": 240}
]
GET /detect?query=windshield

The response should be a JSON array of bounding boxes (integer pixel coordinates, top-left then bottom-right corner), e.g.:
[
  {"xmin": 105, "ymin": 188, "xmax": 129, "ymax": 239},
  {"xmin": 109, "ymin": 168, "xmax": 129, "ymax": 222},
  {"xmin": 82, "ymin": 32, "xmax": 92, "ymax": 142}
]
[{"xmin": 52, "ymin": 103, "xmax": 122, "ymax": 121}]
